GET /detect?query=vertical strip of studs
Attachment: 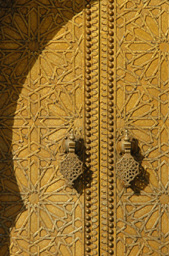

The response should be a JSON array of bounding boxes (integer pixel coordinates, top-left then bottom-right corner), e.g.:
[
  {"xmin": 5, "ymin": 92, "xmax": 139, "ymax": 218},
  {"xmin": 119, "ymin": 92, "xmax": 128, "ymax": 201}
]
[
  {"xmin": 84, "ymin": 1, "xmax": 100, "ymax": 255},
  {"xmin": 107, "ymin": 0, "xmax": 115, "ymax": 255},
  {"xmin": 99, "ymin": 0, "xmax": 109, "ymax": 254},
  {"xmin": 100, "ymin": 0, "xmax": 115, "ymax": 255}
]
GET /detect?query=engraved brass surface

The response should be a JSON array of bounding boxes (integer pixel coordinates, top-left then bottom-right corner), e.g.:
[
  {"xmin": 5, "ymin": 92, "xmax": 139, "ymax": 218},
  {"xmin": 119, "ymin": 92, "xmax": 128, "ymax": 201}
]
[
  {"xmin": 115, "ymin": 1, "xmax": 169, "ymax": 255},
  {"xmin": 0, "ymin": 0, "xmax": 168, "ymax": 255},
  {"xmin": 116, "ymin": 130, "xmax": 140, "ymax": 187},
  {"xmin": 0, "ymin": 1, "xmax": 85, "ymax": 255},
  {"xmin": 60, "ymin": 133, "xmax": 83, "ymax": 186}
]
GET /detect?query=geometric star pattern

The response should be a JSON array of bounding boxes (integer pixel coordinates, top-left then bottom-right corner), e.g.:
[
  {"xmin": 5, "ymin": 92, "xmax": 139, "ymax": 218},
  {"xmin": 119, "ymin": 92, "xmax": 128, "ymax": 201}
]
[
  {"xmin": 116, "ymin": 1, "xmax": 169, "ymax": 255},
  {"xmin": 0, "ymin": 0, "xmax": 84, "ymax": 255}
]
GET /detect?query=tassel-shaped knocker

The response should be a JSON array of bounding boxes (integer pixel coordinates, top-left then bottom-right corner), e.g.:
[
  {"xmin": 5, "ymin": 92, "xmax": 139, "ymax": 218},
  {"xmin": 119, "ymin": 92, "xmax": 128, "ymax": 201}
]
[
  {"xmin": 116, "ymin": 130, "xmax": 140, "ymax": 187},
  {"xmin": 60, "ymin": 132, "xmax": 83, "ymax": 187}
]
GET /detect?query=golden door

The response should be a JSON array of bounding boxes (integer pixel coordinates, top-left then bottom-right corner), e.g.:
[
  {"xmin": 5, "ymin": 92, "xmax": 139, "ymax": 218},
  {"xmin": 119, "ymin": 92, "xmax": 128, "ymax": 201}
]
[{"xmin": 0, "ymin": 0, "xmax": 168, "ymax": 255}]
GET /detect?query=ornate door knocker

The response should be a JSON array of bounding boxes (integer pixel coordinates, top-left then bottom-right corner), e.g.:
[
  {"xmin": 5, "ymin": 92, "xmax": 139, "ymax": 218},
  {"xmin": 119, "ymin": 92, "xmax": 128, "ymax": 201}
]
[
  {"xmin": 60, "ymin": 132, "xmax": 83, "ymax": 187},
  {"xmin": 116, "ymin": 130, "xmax": 140, "ymax": 187}
]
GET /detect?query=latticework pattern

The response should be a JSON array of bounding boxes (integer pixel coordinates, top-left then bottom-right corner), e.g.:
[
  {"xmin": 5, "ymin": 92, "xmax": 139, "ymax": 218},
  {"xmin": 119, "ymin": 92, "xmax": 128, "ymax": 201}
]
[{"xmin": 116, "ymin": 155, "xmax": 139, "ymax": 187}]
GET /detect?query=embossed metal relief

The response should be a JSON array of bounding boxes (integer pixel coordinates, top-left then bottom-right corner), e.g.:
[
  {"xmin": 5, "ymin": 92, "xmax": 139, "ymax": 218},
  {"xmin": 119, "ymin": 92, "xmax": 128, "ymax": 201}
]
[
  {"xmin": 0, "ymin": 1, "xmax": 85, "ymax": 255},
  {"xmin": 116, "ymin": 130, "xmax": 140, "ymax": 187},
  {"xmin": 60, "ymin": 132, "xmax": 83, "ymax": 186},
  {"xmin": 115, "ymin": 1, "xmax": 169, "ymax": 255}
]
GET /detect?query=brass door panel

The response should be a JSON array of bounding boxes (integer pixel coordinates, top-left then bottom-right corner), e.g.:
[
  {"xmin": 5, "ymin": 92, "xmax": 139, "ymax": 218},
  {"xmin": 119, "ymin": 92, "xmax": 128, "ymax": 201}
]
[
  {"xmin": 115, "ymin": 1, "xmax": 169, "ymax": 255},
  {"xmin": 0, "ymin": 0, "xmax": 169, "ymax": 256},
  {"xmin": 0, "ymin": 1, "xmax": 85, "ymax": 255}
]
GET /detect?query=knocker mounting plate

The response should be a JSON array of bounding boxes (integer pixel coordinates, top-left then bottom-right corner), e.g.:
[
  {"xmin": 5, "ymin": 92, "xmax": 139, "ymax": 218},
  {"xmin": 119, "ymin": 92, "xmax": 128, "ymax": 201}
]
[
  {"xmin": 60, "ymin": 132, "xmax": 83, "ymax": 186},
  {"xmin": 116, "ymin": 130, "xmax": 140, "ymax": 187}
]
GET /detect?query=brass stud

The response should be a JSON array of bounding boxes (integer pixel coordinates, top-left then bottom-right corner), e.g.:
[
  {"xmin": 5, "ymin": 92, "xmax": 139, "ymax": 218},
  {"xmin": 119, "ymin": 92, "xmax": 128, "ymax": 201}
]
[
  {"xmin": 86, "ymin": 113, "xmax": 91, "ymax": 118},
  {"xmin": 86, "ymin": 203, "xmax": 91, "ymax": 208},
  {"xmin": 86, "ymin": 54, "xmax": 91, "ymax": 60},
  {"xmin": 109, "ymin": 3, "xmax": 114, "ymax": 9},
  {"xmin": 86, "ymin": 10, "xmax": 91, "ymax": 15},
  {"xmin": 86, "ymin": 125, "xmax": 91, "ymax": 131},
  {"xmin": 108, "ymin": 159, "xmax": 113, "ymax": 164},
  {"xmin": 109, "ymin": 217, "xmax": 114, "ymax": 222},
  {"xmin": 109, "ymin": 127, "xmax": 114, "ymax": 132},
  {"xmin": 86, "ymin": 208, "xmax": 91, "ymax": 214},
  {"xmin": 109, "ymin": 30, "xmax": 114, "ymax": 36},
  {"xmin": 86, "ymin": 80, "xmax": 91, "ymax": 86},
  {"xmin": 87, "ymin": 36, "xmax": 91, "ymax": 41},
  {"xmin": 109, "ymin": 184, "xmax": 114, "ymax": 190},
  {"xmin": 87, "ymin": 16, "xmax": 91, "ymax": 21},
  {"xmin": 86, "ymin": 93, "xmax": 91, "ymax": 99},
  {"xmin": 86, "ymin": 145, "xmax": 91, "ymax": 150},
  {"xmin": 109, "ymin": 10, "xmax": 114, "ymax": 16},
  {"xmin": 86, "ymin": 222, "xmax": 91, "ymax": 227},
  {"xmin": 109, "ymin": 63, "xmax": 114, "ymax": 68},
  {"xmin": 86, "ymin": 247, "xmax": 91, "ymax": 252},
  {"xmin": 108, "ymin": 171, "xmax": 114, "ymax": 177},
  {"xmin": 86, "ymin": 29, "xmax": 91, "ymax": 35},
  {"xmin": 108, "ymin": 76, "xmax": 114, "ymax": 82},
  {"xmin": 86, "ymin": 184, "xmax": 91, "ymax": 189},
  {"xmin": 108, "ymin": 94, "xmax": 114, "ymax": 99},
  {"xmin": 86, "ymin": 3, "xmax": 91, "ymax": 8},
  {"xmin": 109, "ymin": 223, "xmax": 114, "ymax": 228},
  {"xmin": 109, "ymin": 70, "xmax": 114, "ymax": 75},
  {"xmin": 109, "ymin": 204, "xmax": 114, "ymax": 209},
  {"xmin": 86, "ymin": 132, "xmax": 91, "ymax": 137},
  {"xmin": 109, "ymin": 56, "xmax": 114, "ymax": 62},
  {"xmin": 86, "ymin": 107, "xmax": 91, "ymax": 112},
  {"xmin": 86, "ymin": 42, "xmax": 91, "ymax": 48},
  {"xmin": 109, "ymin": 141, "xmax": 114, "ymax": 146},
  {"xmin": 85, "ymin": 151, "xmax": 91, "ymax": 156},
  {"xmin": 109, "ymin": 88, "xmax": 114, "ymax": 93},
  {"xmin": 86, "ymin": 240, "xmax": 91, "ymax": 245},
  {"xmin": 86, "ymin": 139, "xmax": 91, "ymax": 144},
  {"xmin": 109, "ymin": 23, "xmax": 114, "ymax": 29},
  {"xmin": 109, "ymin": 235, "xmax": 114, "ymax": 241},
  {"xmin": 86, "ymin": 234, "xmax": 91, "ymax": 239},
  {"xmin": 108, "ymin": 165, "xmax": 114, "ymax": 170},
  {"xmin": 108, "ymin": 134, "xmax": 113, "ymax": 139},
  {"xmin": 109, "ymin": 249, "xmax": 114, "ymax": 254},
  {"xmin": 86, "ymin": 75, "xmax": 91, "ymax": 80},
  {"xmin": 87, "ymin": 22, "xmax": 91, "ymax": 28},
  {"xmin": 109, "ymin": 211, "xmax": 114, "ymax": 216},
  {"xmin": 86, "ymin": 196, "xmax": 91, "ymax": 201},
  {"xmin": 86, "ymin": 49, "xmax": 91, "ymax": 54},
  {"xmin": 86, "ymin": 215, "xmax": 91, "ymax": 220},
  {"xmin": 86, "ymin": 100, "xmax": 91, "ymax": 105},
  {"xmin": 109, "ymin": 179, "xmax": 114, "ymax": 184},
  {"xmin": 109, "ymin": 36, "xmax": 114, "ymax": 42},
  {"xmin": 86, "ymin": 163, "xmax": 91, "ymax": 169},
  {"xmin": 109, "ymin": 108, "xmax": 113, "ymax": 113},
  {"xmin": 109, "ymin": 121, "xmax": 114, "ymax": 126},
  {"xmin": 109, "ymin": 49, "xmax": 114, "ymax": 55}
]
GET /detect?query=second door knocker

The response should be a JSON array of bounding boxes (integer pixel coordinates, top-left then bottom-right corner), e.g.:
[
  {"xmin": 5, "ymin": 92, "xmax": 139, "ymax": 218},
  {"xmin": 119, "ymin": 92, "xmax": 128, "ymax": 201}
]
[{"xmin": 116, "ymin": 130, "xmax": 140, "ymax": 187}]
